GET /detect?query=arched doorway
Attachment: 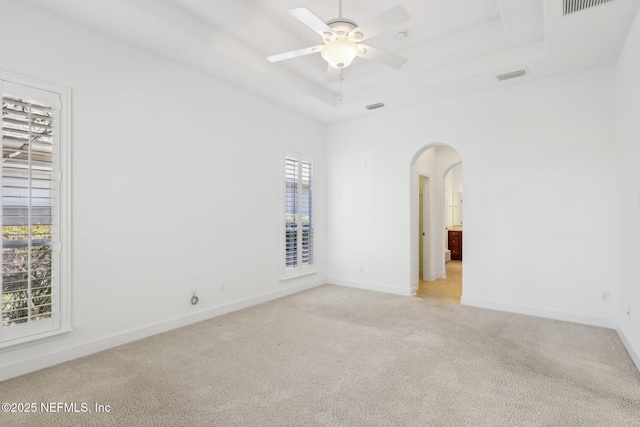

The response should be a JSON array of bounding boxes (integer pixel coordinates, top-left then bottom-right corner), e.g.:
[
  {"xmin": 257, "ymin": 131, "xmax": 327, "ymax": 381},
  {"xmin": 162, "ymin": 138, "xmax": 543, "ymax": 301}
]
[{"xmin": 410, "ymin": 144, "xmax": 463, "ymax": 303}]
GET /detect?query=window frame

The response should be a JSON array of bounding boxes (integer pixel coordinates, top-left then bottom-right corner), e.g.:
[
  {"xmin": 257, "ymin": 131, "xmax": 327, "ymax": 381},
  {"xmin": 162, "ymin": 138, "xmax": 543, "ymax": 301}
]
[
  {"xmin": 281, "ymin": 150, "xmax": 316, "ymax": 280},
  {"xmin": 0, "ymin": 70, "xmax": 72, "ymax": 349}
]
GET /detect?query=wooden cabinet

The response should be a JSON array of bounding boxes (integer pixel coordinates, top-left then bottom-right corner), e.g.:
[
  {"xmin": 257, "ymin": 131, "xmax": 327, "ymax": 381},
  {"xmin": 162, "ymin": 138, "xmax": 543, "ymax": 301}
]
[{"xmin": 448, "ymin": 230, "xmax": 462, "ymax": 261}]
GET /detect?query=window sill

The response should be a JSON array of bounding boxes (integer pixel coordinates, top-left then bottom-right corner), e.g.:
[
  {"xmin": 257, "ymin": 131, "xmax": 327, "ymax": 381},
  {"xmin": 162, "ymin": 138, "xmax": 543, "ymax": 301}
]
[
  {"xmin": 0, "ymin": 327, "xmax": 73, "ymax": 352},
  {"xmin": 280, "ymin": 269, "xmax": 317, "ymax": 282}
]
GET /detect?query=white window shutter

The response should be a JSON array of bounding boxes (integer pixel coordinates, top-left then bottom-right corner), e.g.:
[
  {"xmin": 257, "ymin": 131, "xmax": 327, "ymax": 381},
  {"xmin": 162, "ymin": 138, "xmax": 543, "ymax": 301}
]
[
  {"xmin": 1, "ymin": 87, "xmax": 60, "ymax": 342},
  {"xmin": 285, "ymin": 157, "xmax": 299, "ymax": 269},
  {"xmin": 283, "ymin": 153, "xmax": 315, "ymax": 278},
  {"xmin": 300, "ymin": 160, "xmax": 313, "ymax": 266}
]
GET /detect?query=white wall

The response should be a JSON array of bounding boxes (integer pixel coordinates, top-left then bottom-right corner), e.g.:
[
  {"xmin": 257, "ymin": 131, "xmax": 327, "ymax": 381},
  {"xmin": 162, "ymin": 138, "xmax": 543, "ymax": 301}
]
[
  {"xmin": 0, "ymin": 2, "xmax": 326, "ymax": 380},
  {"xmin": 445, "ymin": 163, "xmax": 463, "ymax": 227},
  {"xmin": 450, "ymin": 164, "xmax": 463, "ymax": 194},
  {"xmin": 327, "ymin": 66, "xmax": 617, "ymax": 327},
  {"xmin": 615, "ymin": 8, "xmax": 640, "ymax": 369}
]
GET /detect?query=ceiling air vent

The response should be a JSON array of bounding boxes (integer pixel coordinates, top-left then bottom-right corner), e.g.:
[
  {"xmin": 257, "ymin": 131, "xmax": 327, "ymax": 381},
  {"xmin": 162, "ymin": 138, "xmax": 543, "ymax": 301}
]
[
  {"xmin": 496, "ymin": 69, "xmax": 526, "ymax": 81},
  {"xmin": 563, "ymin": 0, "xmax": 614, "ymax": 15},
  {"xmin": 365, "ymin": 102, "xmax": 385, "ymax": 110}
]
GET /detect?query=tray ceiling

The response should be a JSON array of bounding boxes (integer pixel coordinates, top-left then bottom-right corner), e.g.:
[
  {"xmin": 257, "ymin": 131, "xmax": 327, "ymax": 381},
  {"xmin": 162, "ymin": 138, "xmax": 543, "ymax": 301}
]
[{"xmin": 24, "ymin": 0, "xmax": 640, "ymax": 122}]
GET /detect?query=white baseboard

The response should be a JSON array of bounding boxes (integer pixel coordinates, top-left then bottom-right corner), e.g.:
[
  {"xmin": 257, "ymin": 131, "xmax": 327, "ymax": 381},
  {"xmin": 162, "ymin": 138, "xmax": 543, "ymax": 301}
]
[
  {"xmin": 461, "ymin": 296, "xmax": 616, "ymax": 329},
  {"xmin": 0, "ymin": 279, "xmax": 324, "ymax": 382},
  {"xmin": 328, "ymin": 278, "xmax": 414, "ymax": 296},
  {"xmin": 427, "ymin": 270, "xmax": 446, "ymax": 281},
  {"xmin": 616, "ymin": 328, "xmax": 640, "ymax": 374}
]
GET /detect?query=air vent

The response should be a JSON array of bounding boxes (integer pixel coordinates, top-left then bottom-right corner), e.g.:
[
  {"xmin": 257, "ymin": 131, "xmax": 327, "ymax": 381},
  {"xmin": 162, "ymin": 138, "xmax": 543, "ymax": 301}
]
[
  {"xmin": 365, "ymin": 102, "xmax": 385, "ymax": 110},
  {"xmin": 563, "ymin": 0, "xmax": 614, "ymax": 15},
  {"xmin": 496, "ymin": 70, "xmax": 526, "ymax": 81}
]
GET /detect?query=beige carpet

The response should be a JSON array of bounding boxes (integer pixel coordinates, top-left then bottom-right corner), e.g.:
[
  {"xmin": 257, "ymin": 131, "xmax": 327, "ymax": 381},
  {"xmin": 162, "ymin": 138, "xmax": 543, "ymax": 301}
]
[{"xmin": 1, "ymin": 285, "xmax": 639, "ymax": 426}]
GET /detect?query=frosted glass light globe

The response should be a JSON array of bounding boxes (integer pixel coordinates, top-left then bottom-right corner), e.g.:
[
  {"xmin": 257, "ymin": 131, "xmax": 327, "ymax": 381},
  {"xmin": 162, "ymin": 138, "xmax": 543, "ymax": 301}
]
[{"xmin": 321, "ymin": 39, "xmax": 359, "ymax": 69}]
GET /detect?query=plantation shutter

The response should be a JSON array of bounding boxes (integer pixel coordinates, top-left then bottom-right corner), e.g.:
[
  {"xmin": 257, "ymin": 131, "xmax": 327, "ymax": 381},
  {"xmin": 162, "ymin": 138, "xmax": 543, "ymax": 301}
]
[
  {"xmin": 300, "ymin": 160, "xmax": 313, "ymax": 266},
  {"xmin": 283, "ymin": 153, "xmax": 314, "ymax": 275},
  {"xmin": 1, "ymin": 82, "xmax": 60, "ymax": 342},
  {"xmin": 285, "ymin": 157, "xmax": 298, "ymax": 268}
]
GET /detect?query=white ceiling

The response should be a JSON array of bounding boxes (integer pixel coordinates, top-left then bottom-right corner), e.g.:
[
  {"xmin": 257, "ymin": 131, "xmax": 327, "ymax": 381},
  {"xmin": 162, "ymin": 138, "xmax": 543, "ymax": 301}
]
[{"xmin": 25, "ymin": 0, "xmax": 640, "ymax": 123}]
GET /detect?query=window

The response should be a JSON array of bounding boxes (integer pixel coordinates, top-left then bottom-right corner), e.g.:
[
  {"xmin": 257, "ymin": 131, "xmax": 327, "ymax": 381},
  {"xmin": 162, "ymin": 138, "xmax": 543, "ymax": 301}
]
[
  {"xmin": 1, "ymin": 76, "xmax": 70, "ymax": 347},
  {"xmin": 283, "ymin": 152, "xmax": 314, "ymax": 278}
]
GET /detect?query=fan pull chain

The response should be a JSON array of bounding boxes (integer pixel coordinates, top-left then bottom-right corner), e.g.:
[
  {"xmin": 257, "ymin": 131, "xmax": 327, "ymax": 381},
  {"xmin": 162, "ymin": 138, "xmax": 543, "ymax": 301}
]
[{"xmin": 339, "ymin": 69, "xmax": 343, "ymax": 102}]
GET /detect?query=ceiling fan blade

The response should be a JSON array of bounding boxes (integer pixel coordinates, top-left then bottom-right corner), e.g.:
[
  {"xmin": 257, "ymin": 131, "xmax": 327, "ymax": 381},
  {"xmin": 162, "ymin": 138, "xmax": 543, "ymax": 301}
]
[
  {"xmin": 288, "ymin": 8, "xmax": 333, "ymax": 37},
  {"xmin": 358, "ymin": 44, "xmax": 408, "ymax": 69},
  {"xmin": 326, "ymin": 65, "xmax": 342, "ymax": 84},
  {"xmin": 352, "ymin": 5, "xmax": 410, "ymax": 42},
  {"xmin": 267, "ymin": 45, "xmax": 324, "ymax": 63}
]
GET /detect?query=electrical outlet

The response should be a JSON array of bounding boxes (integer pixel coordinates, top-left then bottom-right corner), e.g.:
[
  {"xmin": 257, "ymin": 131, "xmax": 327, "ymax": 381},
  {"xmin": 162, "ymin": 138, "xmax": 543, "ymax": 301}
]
[
  {"xmin": 220, "ymin": 283, "xmax": 226, "ymax": 293},
  {"xmin": 190, "ymin": 291, "xmax": 199, "ymax": 305},
  {"xmin": 601, "ymin": 291, "xmax": 609, "ymax": 301}
]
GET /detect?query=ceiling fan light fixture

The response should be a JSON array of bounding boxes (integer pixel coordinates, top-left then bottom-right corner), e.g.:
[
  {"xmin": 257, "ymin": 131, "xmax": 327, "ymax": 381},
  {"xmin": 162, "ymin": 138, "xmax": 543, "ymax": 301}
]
[
  {"xmin": 321, "ymin": 38, "xmax": 359, "ymax": 69},
  {"xmin": 268, "ymin": 6, "xmax": 410, "ymax": 74}
]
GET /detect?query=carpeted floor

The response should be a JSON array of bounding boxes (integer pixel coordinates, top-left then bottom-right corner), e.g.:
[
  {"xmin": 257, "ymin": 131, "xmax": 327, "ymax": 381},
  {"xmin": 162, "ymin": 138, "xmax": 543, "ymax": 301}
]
[{"xmin": 1, "ymin": 285, "xmax": 639, "ymax": 426}]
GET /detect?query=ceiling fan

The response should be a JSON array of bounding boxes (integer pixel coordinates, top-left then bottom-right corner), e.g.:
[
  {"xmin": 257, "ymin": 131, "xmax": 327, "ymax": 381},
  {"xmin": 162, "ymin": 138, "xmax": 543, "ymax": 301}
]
[{"xmin": 267, "ymin": 1, "xmax": 410, "ymax": 80}]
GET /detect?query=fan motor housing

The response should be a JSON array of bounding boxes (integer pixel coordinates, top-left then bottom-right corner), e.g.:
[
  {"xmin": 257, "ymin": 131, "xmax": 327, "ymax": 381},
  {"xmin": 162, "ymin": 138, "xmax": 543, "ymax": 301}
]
[{"xmin": 326, "ymin": 18, "xmax": 358, "ymax": 41}]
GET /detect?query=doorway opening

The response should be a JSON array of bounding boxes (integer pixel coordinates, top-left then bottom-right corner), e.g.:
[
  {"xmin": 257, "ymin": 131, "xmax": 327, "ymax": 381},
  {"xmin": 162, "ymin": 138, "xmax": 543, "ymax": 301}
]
[
  {"xmin": 418, "ymin": 175, "xmax": 430, "ymax": 282},
  {"xmin": 410, "ymin": 145, "xmax": 463, "ymax": 303}
]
